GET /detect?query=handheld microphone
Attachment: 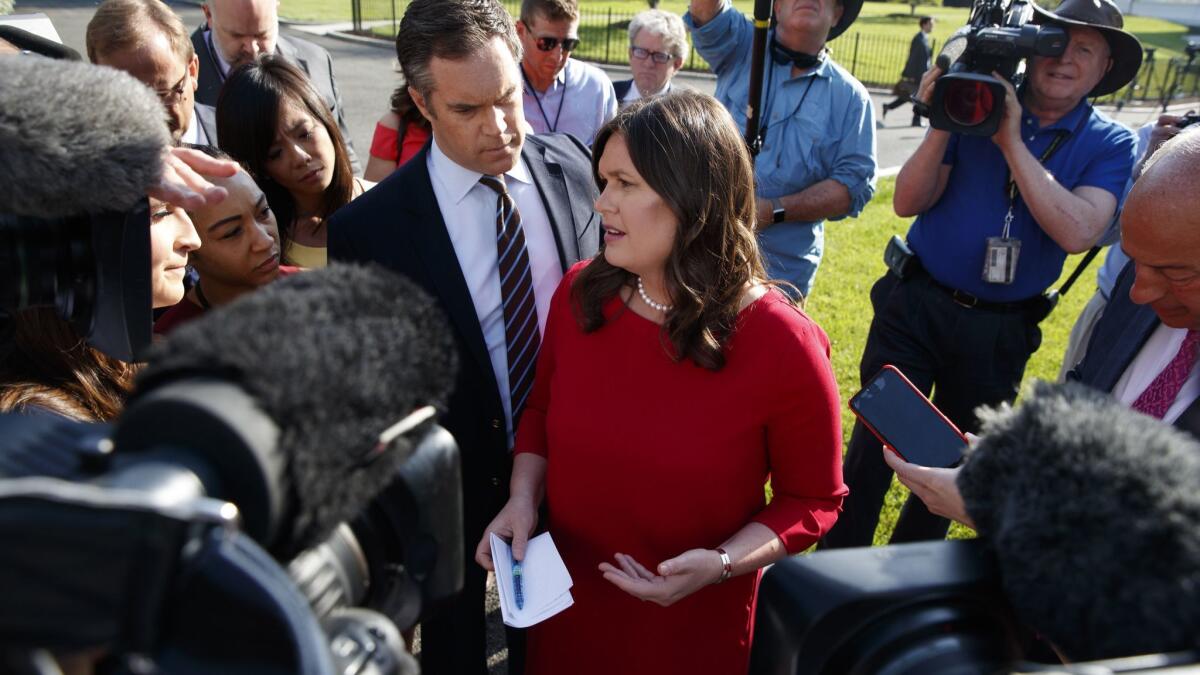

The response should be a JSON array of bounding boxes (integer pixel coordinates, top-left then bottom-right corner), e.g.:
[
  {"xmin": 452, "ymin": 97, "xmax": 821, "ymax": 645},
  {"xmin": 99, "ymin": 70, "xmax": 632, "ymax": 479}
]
[{"xmin": 960, "ymin": 381, "xmax": 1200, "ymax": 661}]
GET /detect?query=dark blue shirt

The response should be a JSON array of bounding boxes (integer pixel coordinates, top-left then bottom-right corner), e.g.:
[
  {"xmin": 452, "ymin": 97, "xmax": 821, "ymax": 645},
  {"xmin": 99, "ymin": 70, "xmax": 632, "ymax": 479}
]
[{"xmin": 907, "ymin": 98, "xmax": 1135, "ymax": 302}]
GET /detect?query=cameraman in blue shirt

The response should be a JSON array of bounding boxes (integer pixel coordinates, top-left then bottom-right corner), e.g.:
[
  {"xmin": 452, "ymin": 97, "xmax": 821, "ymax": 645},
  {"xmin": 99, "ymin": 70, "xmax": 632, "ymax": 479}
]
[
  {"xmin": 685, "ymin": 0, "xmax": 877, "ymax": 299},
  {"xmin": 822, "ymin": 0, "xmax": 1140, "ymax": 549}
]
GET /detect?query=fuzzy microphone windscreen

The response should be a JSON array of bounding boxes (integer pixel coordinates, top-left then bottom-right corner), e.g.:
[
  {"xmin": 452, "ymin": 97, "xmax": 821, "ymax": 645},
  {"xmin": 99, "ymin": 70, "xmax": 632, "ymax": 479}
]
[
  {"xmin": 959, "ymin": 380, "xmax": 1200, "ymax": 661},
  {"xmin": 0, "ymin": 58, "xmax": 169, "ymax": 218},
  {"xmin": 137, "ymin": 263, "xmax": 457, "ymax": 558}
]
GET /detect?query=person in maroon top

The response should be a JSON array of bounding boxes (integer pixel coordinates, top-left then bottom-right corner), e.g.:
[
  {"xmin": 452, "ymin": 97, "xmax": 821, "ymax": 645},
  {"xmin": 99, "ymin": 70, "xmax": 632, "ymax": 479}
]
[
  {"xmin": 156, "ymin": 154, "xmax": 297, "ymax": 334},
  {"xmin": 475, "ymin": 90, "xmax": 847, "ymax": 675}
]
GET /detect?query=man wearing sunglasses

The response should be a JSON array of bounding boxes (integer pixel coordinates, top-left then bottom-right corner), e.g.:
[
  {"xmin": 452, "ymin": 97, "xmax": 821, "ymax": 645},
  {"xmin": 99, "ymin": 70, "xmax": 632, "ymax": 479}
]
[
  {"xmin": 517, "ymin": 0, "xmax": 617, "ymax": 145},
  {"xmin": 686, "ymin": 0, "xmax": 876, "ymax": 300},
  {"xmin": 613, "ymin": 9, "xmax": 688, "ymax": 108},
  {"xmin": 86, "ymin": 0, "xmax": 217, "ymax": 146}
]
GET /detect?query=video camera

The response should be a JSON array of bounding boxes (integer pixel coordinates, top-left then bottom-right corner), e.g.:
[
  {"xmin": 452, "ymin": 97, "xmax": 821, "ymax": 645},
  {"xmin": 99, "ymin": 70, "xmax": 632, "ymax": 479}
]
[
  {"xmin": 923, "ymin": 0, "xmax": 1067, "ymax": 136},
  {"xmin": 0, "ymin": 56, "xmax": 464, "ymax": 672}
]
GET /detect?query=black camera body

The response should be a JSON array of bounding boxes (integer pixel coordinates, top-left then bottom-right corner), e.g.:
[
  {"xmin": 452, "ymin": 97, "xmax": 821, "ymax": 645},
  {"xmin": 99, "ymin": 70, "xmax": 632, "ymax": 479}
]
[
  {"xmin": 928, "ymin": 0, "xmax": 1067, "ymax": 136},
  {"xmin": 1177, "ymin": 111, "xmax": 1200, "ymax": 129},
  {"xmin": 750, "ymin": 540, "xmax": 1200, "ymax": 674}
]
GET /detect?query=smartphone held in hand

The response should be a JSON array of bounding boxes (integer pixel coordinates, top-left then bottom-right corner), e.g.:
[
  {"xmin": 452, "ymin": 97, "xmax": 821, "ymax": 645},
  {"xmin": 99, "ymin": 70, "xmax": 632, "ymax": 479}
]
[{"xmin": 850, "ymin": 365, "xmax": 968, "ymax": 468}]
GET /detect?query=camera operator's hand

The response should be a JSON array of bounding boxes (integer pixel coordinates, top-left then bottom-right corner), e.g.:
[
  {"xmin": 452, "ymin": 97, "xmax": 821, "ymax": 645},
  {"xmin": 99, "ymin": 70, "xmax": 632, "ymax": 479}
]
[
  {"xmin": 1134, "ymin": 114, "xmax": 1186, "ymax": 178},
  {"xmin": 148, "ymin": 147, "xmax": 238, "ymax": 211},
  {"xmin": 989, "ymin": 73, "xmax": 1024, "ymax": 155},
  {"xmin": 599, "ymin": 549, "xmax": 724, "ymax": 607},
  {"xmin": 914, "ymin": 64, "xmax": 944, "ymax": 110},
  {"xmin": 882, "ymin": 444, "xmax": 975, "ymax": 529}
]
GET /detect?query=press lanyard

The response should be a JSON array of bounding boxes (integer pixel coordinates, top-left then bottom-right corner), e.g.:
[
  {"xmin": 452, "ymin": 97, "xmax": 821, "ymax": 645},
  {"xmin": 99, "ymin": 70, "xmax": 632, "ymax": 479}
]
[
  {"xmin": 521, "ymin": 66, "xmax": 567, "ymax": 133},
  {"xmin": 999, "ymin": 110, "xmax": 1086, "ymax": 238}
]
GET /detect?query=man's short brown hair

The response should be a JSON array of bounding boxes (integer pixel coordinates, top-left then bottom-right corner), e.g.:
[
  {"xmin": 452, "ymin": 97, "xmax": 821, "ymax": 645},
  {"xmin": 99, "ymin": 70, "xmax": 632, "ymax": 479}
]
[
  {"xmin": 519, "ymin": 0, "xmax": 579, "ymax": 25},
  {"xmin": 86, "ymin": 0, "xmax": 194, "ymax": 65}
]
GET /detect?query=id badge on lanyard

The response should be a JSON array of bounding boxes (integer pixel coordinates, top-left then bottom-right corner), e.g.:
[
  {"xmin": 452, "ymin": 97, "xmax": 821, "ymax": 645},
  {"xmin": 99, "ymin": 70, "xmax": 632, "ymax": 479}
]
[
  {"xmin": 982, "ymin": 127, "xmax": 1071, "ymax": 285},
  {"xmin": 983, "ymin": 207, "xmax": 1021, "ymax": 285}
]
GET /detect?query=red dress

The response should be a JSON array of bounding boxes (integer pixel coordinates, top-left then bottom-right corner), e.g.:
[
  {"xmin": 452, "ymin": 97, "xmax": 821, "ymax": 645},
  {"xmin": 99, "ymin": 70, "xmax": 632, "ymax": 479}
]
[{"xmin": 515, "ymin": 263, "xmax": 847, "ymax": 675}]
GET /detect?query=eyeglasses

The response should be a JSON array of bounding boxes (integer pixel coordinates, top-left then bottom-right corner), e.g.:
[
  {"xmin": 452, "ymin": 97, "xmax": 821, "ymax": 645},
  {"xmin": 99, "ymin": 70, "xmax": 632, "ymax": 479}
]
[
  {"xmin": 523, "ymin": 21, "xmax": 580, "ymax": 52},
  {"xmin": 629, "ymin": 46, "xmax": 676, "ymax": 65},
  {"xmin": 155, "ymin": 72, "xmax": 190, "ymax": 105}
]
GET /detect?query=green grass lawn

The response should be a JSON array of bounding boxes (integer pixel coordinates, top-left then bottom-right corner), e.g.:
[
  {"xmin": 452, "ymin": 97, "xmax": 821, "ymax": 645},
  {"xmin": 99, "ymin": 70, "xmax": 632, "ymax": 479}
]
[{"xmin": 804, "ymin": 176, "xmax": 1099, "ymax": 544}]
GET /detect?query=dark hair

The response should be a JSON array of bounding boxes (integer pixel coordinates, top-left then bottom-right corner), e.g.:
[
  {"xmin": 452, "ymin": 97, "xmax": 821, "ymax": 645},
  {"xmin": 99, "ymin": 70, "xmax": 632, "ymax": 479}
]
[
  {"xmin": 397, "ymin": 0, "xmax": 522, "ymax": 100},
  {"xmin": 215, "ymin": 56, "xmax": 354, "ymax": 251},
  {"xmin": 919, "ymin": 15, "xmax": 933, "ymax": 26},
  {"xmin": 387, "ymin": 32, "xmax": 432, "ymax": 131},
  {"xmin": 0, "ymin": 308, "xmax": 135, "ymax": 421},
  {"xmin": 573, "ymin": 90, "xmax": 767, "ymax": 372}
]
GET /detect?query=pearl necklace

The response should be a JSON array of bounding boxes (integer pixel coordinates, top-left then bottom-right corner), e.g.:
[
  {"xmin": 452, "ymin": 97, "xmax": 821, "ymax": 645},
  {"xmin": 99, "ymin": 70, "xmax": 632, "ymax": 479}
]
[{"xmin": 636, "ymin": 277, "xmax": 673, "ymax": 312}]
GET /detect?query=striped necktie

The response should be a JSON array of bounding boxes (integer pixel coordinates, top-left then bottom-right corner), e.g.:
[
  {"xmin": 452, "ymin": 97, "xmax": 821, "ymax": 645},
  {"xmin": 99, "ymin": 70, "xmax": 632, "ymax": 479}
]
[
  {"xmin": 1131, "ymin": 329, "xmax": 1200, "ymax": 420},
  {"xmin": 479, "ymin": 175, "xmax": 540, "ymax": 428}
]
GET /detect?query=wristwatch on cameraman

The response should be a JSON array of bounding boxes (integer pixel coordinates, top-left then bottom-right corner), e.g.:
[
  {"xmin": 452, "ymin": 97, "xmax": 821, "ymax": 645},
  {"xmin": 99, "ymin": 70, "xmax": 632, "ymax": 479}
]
[{"xmin": 771, "ymin": 197, "xmax": 786, "ymax": 225}]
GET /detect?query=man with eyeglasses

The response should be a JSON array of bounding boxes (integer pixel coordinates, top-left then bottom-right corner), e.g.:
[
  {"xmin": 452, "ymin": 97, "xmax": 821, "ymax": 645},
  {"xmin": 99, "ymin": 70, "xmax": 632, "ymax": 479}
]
[
  {"xmin": 686, "ymin": 0, "xmax": 876, "ymax": 300},
  {"xmin": 517, "ymin": 0, "xmax": 617, "ymax": 145},
  {"xmin": 612, "ymin": 9, "xmax": 688, "ymax": 108},
  {"xmin": 86, "ymin": 0, "xmax": 216, "ymax": 146}
]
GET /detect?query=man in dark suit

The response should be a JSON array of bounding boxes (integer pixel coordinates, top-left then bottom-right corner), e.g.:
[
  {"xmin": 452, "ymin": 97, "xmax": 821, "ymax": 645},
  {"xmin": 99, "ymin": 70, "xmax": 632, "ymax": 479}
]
[
  {"xmin": 884, "ymin": 130, "xmax": 1200, "ymax": 527},
  {"xmin": 612, "ymin": 9, "xmax": 688, "ymax": 108},
  {"xmin": 881, "ymin": 15, "xmax": 933, "ymax": 127},
  {"xmin": 328, "ymin": 1, "xmax": 600, "ymax": 672},
  {"xmin": 190, "ymin": 0, "xmax": 359, "ymax": 171}
]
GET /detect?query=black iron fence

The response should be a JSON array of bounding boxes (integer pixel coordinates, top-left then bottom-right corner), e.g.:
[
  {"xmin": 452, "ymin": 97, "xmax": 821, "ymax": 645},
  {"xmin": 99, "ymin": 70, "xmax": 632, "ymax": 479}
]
[{"xmin": 352, "ymin": 0, "xmax": 1199, "ymax": 108}]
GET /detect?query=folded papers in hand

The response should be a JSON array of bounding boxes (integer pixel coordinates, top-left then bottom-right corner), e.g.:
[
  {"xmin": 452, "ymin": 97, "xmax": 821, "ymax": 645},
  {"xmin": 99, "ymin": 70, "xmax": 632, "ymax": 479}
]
[{"xmin": 490, "ymin": 532, "xmax": 574, "ymax": 628}]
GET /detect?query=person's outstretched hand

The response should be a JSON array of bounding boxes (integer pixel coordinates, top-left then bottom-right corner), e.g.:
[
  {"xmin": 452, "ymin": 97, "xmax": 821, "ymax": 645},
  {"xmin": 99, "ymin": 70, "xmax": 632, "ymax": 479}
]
[
  {"xmin": 599, "ymin": 549, "xmax": 723, "ymax": 607},
  {"xmin": 148, "ymin": 147, "xmax": 238, "ymax": 210}
]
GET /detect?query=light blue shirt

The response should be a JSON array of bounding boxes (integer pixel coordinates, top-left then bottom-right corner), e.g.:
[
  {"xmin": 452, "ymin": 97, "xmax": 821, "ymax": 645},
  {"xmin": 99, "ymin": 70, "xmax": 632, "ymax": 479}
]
[
  {"xmin": 522, "ymin": 58, "xmax": 618, "ymax": 146},
  {"xmin": 686, "ymin": 2, "xmax": 877, "ymax": 297},
  {"xmin": 1096, "ymin": 122, "xmax": 1153, "ymax": 298}
]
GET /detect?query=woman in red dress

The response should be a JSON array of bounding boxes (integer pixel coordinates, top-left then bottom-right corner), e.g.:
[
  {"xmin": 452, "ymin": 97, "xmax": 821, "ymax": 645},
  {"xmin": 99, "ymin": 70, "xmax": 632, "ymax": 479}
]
[{"xmin": 476, "ymin": 90, "xmax": 847, "ymax": 674}]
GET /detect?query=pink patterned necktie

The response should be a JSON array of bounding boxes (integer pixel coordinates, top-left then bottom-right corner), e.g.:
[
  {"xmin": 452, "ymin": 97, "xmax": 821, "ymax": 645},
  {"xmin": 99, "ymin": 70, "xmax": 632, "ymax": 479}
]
[{"xmin": 1131, "ymin": 329, "xmax": 1200, "ymax": 419}]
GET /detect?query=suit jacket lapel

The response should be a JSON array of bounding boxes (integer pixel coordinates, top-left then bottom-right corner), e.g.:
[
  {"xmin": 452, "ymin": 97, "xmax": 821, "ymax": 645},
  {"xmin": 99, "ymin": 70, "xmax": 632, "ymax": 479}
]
[
  {"xmin": 522, "ymin": 140, "xmax": 579, "ymax": 271},
  {"xmin": 275, "ymin": 36, "xmax": 310, "ymax": 78},
  {"xmin": 404, "ymin": 151, "xmax": 497, "ymax": 394}
]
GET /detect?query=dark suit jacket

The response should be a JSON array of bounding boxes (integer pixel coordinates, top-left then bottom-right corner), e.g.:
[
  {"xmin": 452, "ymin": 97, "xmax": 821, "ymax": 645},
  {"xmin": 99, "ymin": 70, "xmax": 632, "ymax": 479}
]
[
  {"xmin": 328, "ymin": 133, "xmax": 601, "ymax": 530},
  {"xmin": 613, "ymin": 78, "xmax": 633, "ymax": 103},
  {"xmin": 190, "ymin": 26, "xmax": 360, "ymax": 173},
  {"xmin": 193, "ymin": 102, "xmax": 218, "ymax": 146},
  {"xmin": 1069, "ymin": 262, "xmax": 1200, "ymax": 438},
  {"xmin": 901, "ymin": 31, "xmax": 932, "ymax": 81}
]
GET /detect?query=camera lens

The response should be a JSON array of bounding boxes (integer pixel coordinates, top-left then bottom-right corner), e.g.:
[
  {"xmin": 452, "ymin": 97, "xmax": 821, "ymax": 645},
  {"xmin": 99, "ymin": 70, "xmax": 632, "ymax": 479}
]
[{"xmin": 944, "ymin": 80, "xmax": 995, "ymax": 128}]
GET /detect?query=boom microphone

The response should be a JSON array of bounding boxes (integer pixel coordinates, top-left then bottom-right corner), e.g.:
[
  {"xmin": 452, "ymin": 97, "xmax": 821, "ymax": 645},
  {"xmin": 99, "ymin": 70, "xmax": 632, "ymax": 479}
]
[
  {"xmin": 0, "ymin": 57, "xmax": 168, "ymax": 218},
  {"xmin": 959, "ymin": 381, "xmax": 1200, "ymax": 661},
  {"xmin": 126, "ymin": 263, "xmax": 458, "ymax": 558}
]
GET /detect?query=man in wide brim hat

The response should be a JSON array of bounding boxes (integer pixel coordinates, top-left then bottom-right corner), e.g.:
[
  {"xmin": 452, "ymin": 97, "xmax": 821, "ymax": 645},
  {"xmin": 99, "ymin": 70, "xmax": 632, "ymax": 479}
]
[
  {"xmin": 682, "ymin": 0, "xmax": 878, "ymax": 298},
  {"xmin": 1031, "ymin": 0, "xmax": 1143, "ymax": 96}
]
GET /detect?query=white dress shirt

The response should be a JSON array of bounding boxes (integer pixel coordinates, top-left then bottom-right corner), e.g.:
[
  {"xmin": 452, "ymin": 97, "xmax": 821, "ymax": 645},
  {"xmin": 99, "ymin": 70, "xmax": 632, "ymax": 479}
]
[
  {"xmin": 622, "ymin": 80, "xmax": 670, "ymax": 106},
  {"xmin": 427, "ymin": 137, "xmax": 563, "ymax": 444},
  {"xmin": 180, "ymin": 104, "xmax": 209, "ymax": 145},
  {"xmin": 1112, "ymin": 323, "xmax": 1200, "ymax": 424}
]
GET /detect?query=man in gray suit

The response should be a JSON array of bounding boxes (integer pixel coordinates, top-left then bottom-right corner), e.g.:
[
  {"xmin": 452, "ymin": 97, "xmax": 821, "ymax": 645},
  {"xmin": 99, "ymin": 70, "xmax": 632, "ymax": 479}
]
[{"xmin": 191, "ymin": 0, "xmax": 359, "ymax": 172}]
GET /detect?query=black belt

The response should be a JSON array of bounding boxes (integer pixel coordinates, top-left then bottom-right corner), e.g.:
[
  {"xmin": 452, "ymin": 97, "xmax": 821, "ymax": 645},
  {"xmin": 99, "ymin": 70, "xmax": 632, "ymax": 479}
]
[{"xmin": 909, "ymin": 257, "xmax": 1044, "ymax": 313}]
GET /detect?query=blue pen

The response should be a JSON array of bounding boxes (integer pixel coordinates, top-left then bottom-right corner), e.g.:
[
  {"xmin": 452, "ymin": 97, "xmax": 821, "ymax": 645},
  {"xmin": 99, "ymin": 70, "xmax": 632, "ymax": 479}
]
[{"xmin": 511, "ymin": 549, "xmax": 525, "ymax": 610}]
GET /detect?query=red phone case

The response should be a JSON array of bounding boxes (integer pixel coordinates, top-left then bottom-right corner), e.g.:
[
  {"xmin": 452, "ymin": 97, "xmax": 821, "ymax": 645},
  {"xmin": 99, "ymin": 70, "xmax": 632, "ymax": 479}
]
[{"xmin": 849, "ymin": 364, "xmax": 967, "ymax": 464}]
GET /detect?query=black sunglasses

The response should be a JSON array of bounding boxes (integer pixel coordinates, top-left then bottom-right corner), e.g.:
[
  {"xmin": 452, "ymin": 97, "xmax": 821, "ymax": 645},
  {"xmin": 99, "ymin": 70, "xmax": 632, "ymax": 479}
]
[
  {"xmin": 523, "ymin": 22, "xmax": 580, "ymax": 52},
  {"xmin": 629, "ymin": 46, "xmax": 675, "ymax": 65}
]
